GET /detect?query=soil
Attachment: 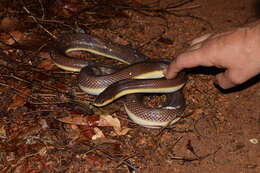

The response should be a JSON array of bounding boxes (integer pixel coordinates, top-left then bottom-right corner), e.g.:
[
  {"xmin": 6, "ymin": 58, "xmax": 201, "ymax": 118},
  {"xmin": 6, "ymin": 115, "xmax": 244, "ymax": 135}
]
[{"xmin": 0, "ymin": 0, "xmax": 259, "ymax": 172}]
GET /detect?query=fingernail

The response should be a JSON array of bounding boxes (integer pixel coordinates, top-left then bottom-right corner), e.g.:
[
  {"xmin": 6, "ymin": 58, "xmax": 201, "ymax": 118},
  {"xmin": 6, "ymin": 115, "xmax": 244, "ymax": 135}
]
[
  {"xmin": 190, "ymin": 33, "xmax": 211, "ymax": 46},
  {"xmin": 188, "ymin": 43, "xmax": 202, "ymax": 51}
]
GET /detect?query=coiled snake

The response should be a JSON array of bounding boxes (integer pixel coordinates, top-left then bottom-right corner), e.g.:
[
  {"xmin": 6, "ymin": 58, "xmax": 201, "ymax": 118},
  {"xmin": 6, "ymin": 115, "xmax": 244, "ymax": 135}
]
[{"xmin": 50, "ymin": 33, "xmax": 186, "ymax": 128}]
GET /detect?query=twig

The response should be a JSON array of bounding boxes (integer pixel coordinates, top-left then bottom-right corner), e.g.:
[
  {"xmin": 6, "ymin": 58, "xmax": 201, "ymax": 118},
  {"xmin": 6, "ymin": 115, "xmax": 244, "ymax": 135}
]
[
  {"xmin": 83, "ymin": 143, "xmax": 137, "ymax": 171},
  {"xmin": 22, "ymin": 6, "xmax": 57, "ymax": 39},
  {"xmin": 38, "ymin": 0, "xmax": 45, "ymax": 19},
  {"xmin": 115, "ymin": 153, "xmax": 137, "ymax": 169},
  {"xmin": 0, "ymin": 82, "xmax": 43, "ymax": 102},
  {"xmin": 22, "ymin": 109, "xmax": 69, "ymax": 116},
  {"xmin": 171, "ymin": 147, "xmax": 221, "ymax": 163},
  {"xmin": 98, "ymin": 149, "xmax": 137, "ymax": 171},
  {"xmin": 28, "ymin": 15, "xmax": 76, "ymax": 31},
  {"xmin": 1, "ymin": 73, "xmax": 70, "ymax": 96},
  {"xmin": 5, "ymin": 152, "xmax": 45, "ymax": 173}
]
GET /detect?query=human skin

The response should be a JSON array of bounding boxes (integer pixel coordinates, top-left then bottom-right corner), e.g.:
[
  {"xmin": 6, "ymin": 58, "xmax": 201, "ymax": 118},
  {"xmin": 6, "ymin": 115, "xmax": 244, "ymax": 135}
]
[{"xmin": 165, "ymin": 21, "xmax": 260, "ymax": 89}]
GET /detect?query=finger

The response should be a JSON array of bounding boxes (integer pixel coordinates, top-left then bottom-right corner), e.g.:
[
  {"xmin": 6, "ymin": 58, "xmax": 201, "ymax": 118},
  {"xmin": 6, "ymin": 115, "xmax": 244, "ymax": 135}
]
[
  {"xmin": 165, "ymin": 49, "xmax": 209, "ymax": 79},
  {"xmin": 215, "ymin": 71, "xmax": 236, "ymax": 89},
  {"xmin": 190, "ymin": 33, "xmax": 212, "ymax": 46},
  {"xmin": 165, "ymin": 59, "xmax": 179, "ymax": 79}
]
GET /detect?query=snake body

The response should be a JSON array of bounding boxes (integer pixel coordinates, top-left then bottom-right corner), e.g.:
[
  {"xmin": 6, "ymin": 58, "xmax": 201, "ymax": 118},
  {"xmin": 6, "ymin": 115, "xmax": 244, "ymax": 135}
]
[{"xmin": 51, "ymin": 33, "xmax": 186, "ymax": 128}]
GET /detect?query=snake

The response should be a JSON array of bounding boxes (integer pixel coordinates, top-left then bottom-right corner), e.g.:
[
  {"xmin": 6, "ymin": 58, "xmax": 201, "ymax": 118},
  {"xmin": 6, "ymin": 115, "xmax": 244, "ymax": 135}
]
[{"xmin": 50, "ymin": 33, "xmax": 186, "ymax": 128}]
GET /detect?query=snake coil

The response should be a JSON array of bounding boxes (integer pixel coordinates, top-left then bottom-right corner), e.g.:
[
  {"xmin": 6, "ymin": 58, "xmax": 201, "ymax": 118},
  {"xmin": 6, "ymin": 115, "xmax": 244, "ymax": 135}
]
[{"xmin": 51, "ymin": 33, "xmax": 186, "ymax": 128}]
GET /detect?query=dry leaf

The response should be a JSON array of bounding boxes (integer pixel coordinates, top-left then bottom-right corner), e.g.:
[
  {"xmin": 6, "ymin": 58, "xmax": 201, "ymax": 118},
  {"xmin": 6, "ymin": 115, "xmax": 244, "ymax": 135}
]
[
  {"xmin": 0, "ymin": 17, "xmax": 19, "ymax": 31},
  {"xmin": 111, "ymin": 127, "xmax": 131, "ymax": 136},
  {"xmin": 99, "ymin": 115, "xmax": 131, "ymax": 136},
  {"xmin": 91, "ymin": 127, "xmax": 105, "ymax": 140},
  {"xmin": 50, "ymin": 0, "xmax": 85, "ymax": 17},
  {"xmin": 57, "ymin": 114, "xmax": 100, "ymax": 126},
  {"xmin": 0, "ymin": 125, "xmax": 6, "ymax": 139},
  {"xmin": 99, "ymin": 115, "xmax": 121, "ymax": 129},
  {"xmin": 37, "ymin": 52, "xmax": 55, "ymax": 70},
  {"xmin": 0, "ymin": 31, "xmax": 23, "ymax": 45},
  {"xmin": 8, "ymin": 88, "xmax": 31, "ymax": 111},
  {"xmin": 92, "ymin": 138, "xmax": 119, "ymax": 145},
  {"xmin": 38, "ymin": 146, "xmax": 49, "ymax": 157},
  {"xmin": 81, "ymin": 128, "xmax": 95, "ymax": 139},
  {"xmin": 0, "ymin": 31, "xmax": 47, "ymax": 50}
]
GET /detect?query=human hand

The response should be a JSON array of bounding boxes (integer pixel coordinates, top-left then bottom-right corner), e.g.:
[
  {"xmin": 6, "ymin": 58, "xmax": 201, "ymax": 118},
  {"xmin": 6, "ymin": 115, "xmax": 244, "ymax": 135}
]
[{"xmin": 166, "ymin": 21, "xmax": 260, "ymax": 89}]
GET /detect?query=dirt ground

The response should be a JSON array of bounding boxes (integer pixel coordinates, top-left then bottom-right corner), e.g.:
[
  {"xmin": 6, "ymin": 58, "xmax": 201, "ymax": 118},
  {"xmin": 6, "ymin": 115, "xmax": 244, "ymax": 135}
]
[{"xmin": 0, "ymin": 0, "xmax": 259, "ymax": 172}]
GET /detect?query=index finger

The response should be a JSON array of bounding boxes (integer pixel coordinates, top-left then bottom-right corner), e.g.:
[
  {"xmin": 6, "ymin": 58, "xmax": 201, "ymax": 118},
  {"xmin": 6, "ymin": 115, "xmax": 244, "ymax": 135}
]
[{"xmin": 165, "ymin": 47, "xmax": 211, "ymax": 79}]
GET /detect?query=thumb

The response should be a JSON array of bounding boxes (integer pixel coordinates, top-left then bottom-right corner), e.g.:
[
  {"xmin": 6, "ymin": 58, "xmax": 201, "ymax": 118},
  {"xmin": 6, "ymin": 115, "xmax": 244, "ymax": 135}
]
[{"xmin": 215, "ymin": 71, "xmax": 236, "ymax": 89}]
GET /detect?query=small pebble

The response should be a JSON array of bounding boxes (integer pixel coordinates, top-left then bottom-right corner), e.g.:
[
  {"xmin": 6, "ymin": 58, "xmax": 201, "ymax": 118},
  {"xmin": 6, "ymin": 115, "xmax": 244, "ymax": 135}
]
[{"xmin": 249, "ymin": 138, "xmax": 258, "ymax": 144}]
